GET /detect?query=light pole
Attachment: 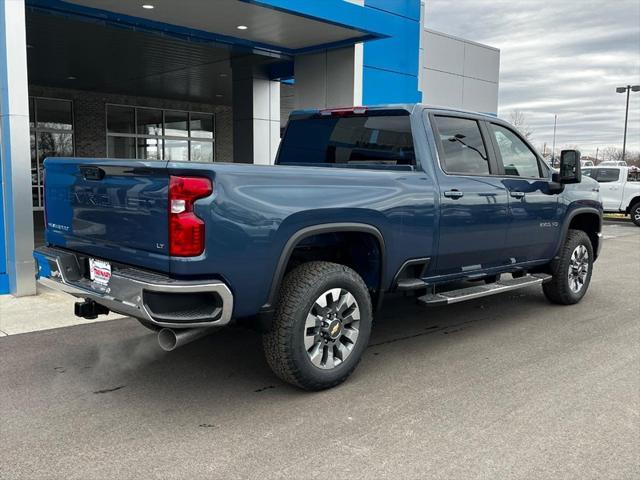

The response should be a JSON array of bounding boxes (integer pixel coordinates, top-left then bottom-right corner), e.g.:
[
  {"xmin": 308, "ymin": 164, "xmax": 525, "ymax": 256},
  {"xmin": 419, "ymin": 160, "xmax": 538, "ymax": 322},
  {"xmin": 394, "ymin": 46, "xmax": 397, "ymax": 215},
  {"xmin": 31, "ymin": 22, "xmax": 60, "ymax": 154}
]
[
  {"xmin": 552, "ymin": 114, "xmax": 557, "ymax": 165},
  {"xmin": 616, "ymin": 85, "xmax": 640, "ymax": 162}
]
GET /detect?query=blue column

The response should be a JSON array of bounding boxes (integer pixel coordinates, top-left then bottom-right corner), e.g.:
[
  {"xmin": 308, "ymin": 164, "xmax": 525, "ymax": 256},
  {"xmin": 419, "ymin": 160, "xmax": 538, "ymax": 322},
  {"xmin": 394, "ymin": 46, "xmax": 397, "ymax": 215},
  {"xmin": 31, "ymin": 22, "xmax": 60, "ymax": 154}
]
[
  {"xmin": 0, "ymin": 0, "xmax": 36, "ymax": 295},
  {"xmin": 0, "ymin": 145, "xmax": 7, "ymax": 293},
  {"xmin": 362, "ymin": 0, "xmax": 422, "ymax": 104}
]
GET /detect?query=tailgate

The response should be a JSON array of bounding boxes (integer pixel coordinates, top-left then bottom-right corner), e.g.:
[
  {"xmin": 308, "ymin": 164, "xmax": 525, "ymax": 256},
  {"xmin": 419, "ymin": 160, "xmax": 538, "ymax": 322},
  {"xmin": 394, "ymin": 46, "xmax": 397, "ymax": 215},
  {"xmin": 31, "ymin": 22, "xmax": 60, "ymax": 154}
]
[{"xmin": 44, "ymin": 158, "xmax": 170, "ymax": 272}]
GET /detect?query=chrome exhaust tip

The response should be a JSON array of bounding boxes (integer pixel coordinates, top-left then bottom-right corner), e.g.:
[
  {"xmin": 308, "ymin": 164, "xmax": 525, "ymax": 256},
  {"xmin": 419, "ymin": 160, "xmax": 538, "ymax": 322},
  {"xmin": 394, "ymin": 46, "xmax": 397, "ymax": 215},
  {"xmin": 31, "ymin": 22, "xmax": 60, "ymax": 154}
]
[{"xmin": 157, "ymin": 327, "xmax": 213, "ymax": 352}]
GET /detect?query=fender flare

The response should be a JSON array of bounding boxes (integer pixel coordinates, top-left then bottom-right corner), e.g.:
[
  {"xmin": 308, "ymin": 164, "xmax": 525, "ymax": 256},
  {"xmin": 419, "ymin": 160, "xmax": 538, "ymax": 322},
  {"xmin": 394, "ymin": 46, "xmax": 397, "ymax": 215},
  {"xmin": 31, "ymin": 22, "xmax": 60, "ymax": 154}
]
[
  {"xmin": 555, "ymin": 206, "xmax": 602, "ymax": 258},
  {"xmin": 261, "ymin": 222, "xmax": 387, "ymax": 312}
]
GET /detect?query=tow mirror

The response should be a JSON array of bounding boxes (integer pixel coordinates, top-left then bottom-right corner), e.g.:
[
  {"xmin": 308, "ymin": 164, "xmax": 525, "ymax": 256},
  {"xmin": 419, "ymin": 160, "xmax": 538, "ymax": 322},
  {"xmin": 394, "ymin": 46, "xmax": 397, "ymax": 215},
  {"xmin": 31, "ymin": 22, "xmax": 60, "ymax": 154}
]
[{"xmin": 558, "ymin": 149, "xmax": 582, "ymax": 184}]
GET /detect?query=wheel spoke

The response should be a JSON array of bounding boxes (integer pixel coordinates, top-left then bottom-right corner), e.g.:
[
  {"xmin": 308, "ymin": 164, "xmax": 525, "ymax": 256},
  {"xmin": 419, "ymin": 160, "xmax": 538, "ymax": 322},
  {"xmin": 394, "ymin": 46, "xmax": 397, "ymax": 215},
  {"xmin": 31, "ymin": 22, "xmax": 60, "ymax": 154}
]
[
  {"xmin": 328, "ymin": 288, "xmax": 342, "ymax": 306},
  {"xmin": 324, "ymin": 346, "xmax": 335, "ymax": 369},
  {"xmin": 304, "ymin": 333, "xmax": 317, "ymax": 351},
  {"xmin": 334, "ymin": 342, "xmax": 351, "ymax": 362},
  {"xmin": 305, "ymin": 313, "xmax": 319, "ymax": 330},
  {"xmin": 308, "ymin": 343, "xmax": 323, "ymax": 367},
  {"xmin": 341, "ymin": 326, "xmax": 359, "ymax": 344},
  {"xmin": 335, "ymin": 292, "xmax": 355, "ymax": 314},
  {"xmin": 342, "ymin": 305, "xmax": 361, "ymax": 325}
]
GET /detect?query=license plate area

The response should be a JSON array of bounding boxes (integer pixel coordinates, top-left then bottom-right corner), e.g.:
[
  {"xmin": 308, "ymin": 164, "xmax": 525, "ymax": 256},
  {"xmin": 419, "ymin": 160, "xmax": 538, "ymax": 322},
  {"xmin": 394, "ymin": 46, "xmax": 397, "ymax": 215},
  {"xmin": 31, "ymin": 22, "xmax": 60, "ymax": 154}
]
[{"xmin": 89, "ymin": 258, "xmax": 111, "ymax": 285}]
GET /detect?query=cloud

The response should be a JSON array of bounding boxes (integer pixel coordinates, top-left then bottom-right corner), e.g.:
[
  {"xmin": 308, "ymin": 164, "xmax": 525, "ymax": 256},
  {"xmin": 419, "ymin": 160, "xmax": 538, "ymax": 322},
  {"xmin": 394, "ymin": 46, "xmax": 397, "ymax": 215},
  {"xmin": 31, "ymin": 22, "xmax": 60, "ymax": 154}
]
[{"xmin": 425, "ymin": 0, "xmax": 640, "ymax": 156}]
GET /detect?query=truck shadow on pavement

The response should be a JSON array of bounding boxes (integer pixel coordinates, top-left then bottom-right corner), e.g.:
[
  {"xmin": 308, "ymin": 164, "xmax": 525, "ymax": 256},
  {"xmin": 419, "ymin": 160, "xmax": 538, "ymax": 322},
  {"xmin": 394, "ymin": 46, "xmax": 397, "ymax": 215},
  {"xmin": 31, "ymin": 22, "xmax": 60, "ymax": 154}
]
[
  {"xmin": 38, "ymin": 288, "xmax": 552, "ymax": 401},
  {"xmin": 0, "ymin": 283, "xmax": 612, "ymax": 442}
]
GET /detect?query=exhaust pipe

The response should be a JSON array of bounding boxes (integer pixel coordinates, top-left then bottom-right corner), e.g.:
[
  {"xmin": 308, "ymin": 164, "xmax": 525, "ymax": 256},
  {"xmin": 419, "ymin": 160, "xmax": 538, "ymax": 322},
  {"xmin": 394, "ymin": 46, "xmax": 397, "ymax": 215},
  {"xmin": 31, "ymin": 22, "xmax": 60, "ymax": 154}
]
[{"xmin": 157, "ymin": 327, "xmax": 214, "ymax": 352}]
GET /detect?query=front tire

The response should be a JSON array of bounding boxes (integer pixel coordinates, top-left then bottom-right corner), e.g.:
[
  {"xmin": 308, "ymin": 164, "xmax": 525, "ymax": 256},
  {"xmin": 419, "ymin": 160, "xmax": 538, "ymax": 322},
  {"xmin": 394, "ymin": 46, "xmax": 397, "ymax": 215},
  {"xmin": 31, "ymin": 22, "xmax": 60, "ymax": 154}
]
[
  {"xmin": 543, "ymin": 229, "xmax": 594, "ymax": 305},
  {"xmin": 631, "ymin": 202, "xmax": 640, "ymax": 227},
  {"xmin": 263, "ymin": 261, "xmax": 373, "ymax": 391}
]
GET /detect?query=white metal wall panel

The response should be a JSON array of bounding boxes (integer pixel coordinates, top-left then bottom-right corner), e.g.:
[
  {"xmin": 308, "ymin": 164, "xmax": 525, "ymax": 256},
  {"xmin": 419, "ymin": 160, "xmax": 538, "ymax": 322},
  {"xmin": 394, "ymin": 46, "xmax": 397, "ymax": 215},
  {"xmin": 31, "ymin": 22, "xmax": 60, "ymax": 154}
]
[
  {"xmin": 464, "ymin": 43, "xmax": 500, "ymax": 83},
  {"xmin": 421, "ymin": 68, "xmax": 464, "ymax": 108}
]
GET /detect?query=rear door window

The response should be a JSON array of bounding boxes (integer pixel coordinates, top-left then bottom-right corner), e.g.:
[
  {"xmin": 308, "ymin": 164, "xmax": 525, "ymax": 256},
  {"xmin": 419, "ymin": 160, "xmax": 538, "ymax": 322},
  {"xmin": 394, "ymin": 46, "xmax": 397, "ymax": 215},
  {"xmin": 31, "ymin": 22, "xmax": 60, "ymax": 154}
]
[
  {"xmin": 433, "ymin": 116, "xmax": 490, "ymax": 175},
  {"xmin": 277, "ymin": 114, "xmax": 415, "ymax": 167}
]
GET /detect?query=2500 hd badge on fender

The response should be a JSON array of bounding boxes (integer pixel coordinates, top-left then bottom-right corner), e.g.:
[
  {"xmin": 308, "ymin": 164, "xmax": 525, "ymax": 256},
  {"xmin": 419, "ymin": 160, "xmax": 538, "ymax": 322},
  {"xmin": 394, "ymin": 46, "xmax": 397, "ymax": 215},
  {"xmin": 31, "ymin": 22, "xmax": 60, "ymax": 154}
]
[{"xmin": 34, "ymin": 104, "xmax": 603, "ymax": 390}]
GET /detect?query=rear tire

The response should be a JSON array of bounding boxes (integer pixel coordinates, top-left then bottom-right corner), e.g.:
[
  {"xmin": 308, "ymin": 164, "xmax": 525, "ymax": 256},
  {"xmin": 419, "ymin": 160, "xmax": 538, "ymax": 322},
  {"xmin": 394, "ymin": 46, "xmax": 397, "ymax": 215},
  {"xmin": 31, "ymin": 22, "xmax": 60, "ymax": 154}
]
[
  {"xmin": 263, "ymin": 261, "xmax": 372, "ymax": 391},
  {"xmin": 631, "ymin": 202, "xmax": 640, "ymax": 227},
  {"xmin": 543, "ymin": 229, "xmax": 593, "ymax": 305}
]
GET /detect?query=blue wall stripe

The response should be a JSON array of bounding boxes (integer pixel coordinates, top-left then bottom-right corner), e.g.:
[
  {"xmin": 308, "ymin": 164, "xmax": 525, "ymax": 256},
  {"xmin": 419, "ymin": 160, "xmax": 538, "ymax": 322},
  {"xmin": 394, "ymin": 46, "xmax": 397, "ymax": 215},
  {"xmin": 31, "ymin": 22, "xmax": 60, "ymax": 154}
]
[
  {"xmin": 362, "ymin": 0, "xmax": 422, "ymax": 104},
  {"xmin": 365, "ymin": 0, "xmax": 421, "ymax": 21}
]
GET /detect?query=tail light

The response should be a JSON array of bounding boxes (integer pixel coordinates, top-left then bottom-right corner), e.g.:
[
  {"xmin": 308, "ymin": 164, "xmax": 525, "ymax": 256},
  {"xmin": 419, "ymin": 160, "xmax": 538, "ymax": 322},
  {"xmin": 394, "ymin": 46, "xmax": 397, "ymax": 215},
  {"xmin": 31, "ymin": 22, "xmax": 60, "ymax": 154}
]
[{"xmin": 169, "ymin": 175, "xmax": 213, "ymax": 257}]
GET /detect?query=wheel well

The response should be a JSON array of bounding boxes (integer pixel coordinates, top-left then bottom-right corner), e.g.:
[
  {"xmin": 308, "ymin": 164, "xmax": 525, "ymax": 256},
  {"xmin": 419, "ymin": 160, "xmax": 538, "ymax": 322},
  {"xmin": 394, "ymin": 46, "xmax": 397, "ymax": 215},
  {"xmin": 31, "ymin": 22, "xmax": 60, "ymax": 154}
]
[
  {"xmin": 285, "ymin": 231, "xmax": 383, "ymax": 295},
  {"xmin": 568, "ymin": 213, "xmax": 600, "ymax": 257},
  {"xmin": 626, "ymin": 196, "xmax": 640, "ymax": 213}
]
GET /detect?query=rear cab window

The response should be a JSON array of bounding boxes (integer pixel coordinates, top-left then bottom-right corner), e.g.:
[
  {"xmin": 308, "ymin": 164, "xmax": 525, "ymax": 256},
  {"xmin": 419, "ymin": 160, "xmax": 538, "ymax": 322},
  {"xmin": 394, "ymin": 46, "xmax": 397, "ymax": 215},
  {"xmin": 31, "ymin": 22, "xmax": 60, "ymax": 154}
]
[
  {"xmin": 277, "ymin": 112, "xmax": 415, "ymax": 169},
  {"xmin": 432, "ymin": 115, "xmax": 490, "ymax": 175}
]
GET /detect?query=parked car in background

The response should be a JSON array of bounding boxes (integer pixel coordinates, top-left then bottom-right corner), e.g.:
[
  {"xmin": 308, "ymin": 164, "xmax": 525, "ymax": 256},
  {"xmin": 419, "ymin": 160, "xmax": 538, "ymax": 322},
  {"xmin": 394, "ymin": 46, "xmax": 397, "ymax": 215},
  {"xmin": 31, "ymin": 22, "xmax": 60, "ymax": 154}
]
[
  {"xmin": 581, "ymin": 160, "xmax": 594, "ymax": 167},
  {"xmin": 583, "ymin": 166, "xmax": 640, "ymax": 226},
  {"xmin": 598, "ymin": 160, "xmax": 628, "ymax": 167}
]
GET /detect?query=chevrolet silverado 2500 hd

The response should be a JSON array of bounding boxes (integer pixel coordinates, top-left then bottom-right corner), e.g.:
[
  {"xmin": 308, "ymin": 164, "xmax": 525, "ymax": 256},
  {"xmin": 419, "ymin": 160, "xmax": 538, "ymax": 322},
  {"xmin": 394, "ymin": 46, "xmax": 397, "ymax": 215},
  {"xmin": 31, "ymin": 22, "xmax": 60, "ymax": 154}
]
[{"xmin": 34, "ymin": 104, "xmax": 603, "ymax": 390}]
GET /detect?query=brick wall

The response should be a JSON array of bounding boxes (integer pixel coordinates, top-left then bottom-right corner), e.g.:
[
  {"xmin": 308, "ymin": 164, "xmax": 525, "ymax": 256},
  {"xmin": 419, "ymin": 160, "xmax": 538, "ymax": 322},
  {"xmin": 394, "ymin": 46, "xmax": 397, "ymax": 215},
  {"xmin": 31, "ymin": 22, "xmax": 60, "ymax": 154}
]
[{"xmin": 28, "ymin": 85, "xmax": 233, "ymax": 162}]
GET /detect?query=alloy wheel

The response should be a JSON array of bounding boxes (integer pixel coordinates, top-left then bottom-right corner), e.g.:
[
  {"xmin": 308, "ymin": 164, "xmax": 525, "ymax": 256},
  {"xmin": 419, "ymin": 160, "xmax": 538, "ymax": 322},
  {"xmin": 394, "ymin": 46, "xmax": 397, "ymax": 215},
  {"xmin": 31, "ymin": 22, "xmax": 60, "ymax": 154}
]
[
  {"xmin": 303, "ymin": 288, "xmax": 361, "ymax": 370},
  {"xmin": 568, "ymin": 244, "xmax": 589, "ymax": 293}
]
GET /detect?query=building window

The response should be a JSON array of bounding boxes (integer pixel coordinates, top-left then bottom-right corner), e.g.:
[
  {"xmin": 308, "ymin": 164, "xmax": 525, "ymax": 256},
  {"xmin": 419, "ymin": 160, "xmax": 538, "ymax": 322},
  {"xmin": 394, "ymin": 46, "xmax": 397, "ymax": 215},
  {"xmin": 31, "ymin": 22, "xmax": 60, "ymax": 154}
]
[
  {"xmin": 106, "ymin": 105, "xmax": 215, "ymax": 162},
  {"xmin": 29, "ymin": 97, "xmax": 75, "ymax": 210}
]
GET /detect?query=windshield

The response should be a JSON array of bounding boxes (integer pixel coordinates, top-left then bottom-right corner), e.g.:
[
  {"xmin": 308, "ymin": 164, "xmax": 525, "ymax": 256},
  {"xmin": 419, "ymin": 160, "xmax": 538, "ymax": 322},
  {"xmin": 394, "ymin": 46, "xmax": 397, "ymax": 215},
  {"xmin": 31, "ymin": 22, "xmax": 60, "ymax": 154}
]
[{"xmin": 277, "ymin": 114, "xmax": 415, "ymax": 168}]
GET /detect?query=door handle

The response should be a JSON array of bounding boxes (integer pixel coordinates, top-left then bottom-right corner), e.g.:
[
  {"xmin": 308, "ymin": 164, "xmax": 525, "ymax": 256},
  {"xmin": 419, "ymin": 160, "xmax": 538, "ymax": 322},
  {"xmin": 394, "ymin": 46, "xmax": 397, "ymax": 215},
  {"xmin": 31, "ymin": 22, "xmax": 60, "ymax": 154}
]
[
  {"xmin": 443, "ymin": 190, "xmax": 464, "ymax": 199},
  {"xmin": 510, "ymin": 191, "xmax": 525, "ymax": 199}
]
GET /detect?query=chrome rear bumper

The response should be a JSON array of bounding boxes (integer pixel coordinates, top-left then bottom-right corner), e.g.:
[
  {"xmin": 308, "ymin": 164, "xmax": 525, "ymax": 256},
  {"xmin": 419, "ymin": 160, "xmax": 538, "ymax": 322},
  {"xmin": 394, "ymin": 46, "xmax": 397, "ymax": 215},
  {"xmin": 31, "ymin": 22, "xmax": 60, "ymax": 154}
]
[{"xmin": 33, "ymin": 246, "xmax": 233, "ymax": 328}]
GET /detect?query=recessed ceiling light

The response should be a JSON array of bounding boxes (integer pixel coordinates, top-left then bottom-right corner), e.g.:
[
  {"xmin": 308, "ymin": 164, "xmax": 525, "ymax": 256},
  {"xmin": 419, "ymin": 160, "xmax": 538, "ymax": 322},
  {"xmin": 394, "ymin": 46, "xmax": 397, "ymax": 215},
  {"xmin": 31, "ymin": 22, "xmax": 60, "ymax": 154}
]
[
  {"xmin": 66, "ymin": 75, "xmax": 77, "ymax": 80},
  {"xmin": 236, "ymin": 25, "xmax": 248, "ymax": 30},
  {"xmin": 142, "ymin": 4, "xmax": 154, "ymax": 9}
]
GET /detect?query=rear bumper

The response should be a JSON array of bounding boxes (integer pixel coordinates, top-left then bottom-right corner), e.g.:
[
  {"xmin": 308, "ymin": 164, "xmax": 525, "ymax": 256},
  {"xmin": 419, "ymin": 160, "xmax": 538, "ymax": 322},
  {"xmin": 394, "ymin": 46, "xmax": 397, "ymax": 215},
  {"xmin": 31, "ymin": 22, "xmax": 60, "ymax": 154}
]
[{"xmin": 33, "ymin": 246, "xmax": 233, "ymax": 328}]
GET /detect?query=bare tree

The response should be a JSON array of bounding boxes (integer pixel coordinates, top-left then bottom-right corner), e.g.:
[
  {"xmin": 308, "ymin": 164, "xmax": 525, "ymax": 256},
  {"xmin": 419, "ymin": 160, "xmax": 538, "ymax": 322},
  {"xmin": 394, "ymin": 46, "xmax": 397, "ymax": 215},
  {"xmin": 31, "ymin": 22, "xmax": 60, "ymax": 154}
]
[
  {"xmin": 624, "ymin": 151, "xmax": 640, "ymax": 168},
  {"xmin": 599, "ymin": 147, "xmax": 624, "ymax": 163},
  {"xmin": 508, "ymin": 110, "xmax": 533, "ymax": 140}
]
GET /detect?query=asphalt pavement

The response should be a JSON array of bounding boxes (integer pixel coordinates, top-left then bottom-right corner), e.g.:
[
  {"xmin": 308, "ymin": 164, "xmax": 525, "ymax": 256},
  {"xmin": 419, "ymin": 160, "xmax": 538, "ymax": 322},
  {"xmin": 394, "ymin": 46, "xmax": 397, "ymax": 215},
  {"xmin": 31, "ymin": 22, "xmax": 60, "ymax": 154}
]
[{"xmin": 1, "ymin": 221, "xmax": 639, "ymax": 480}]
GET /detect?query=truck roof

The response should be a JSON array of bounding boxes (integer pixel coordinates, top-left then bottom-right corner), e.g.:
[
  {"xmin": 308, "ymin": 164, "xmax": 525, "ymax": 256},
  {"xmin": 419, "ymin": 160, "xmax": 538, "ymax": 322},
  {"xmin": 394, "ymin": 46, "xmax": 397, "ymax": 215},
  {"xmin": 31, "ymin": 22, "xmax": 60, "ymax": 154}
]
[{"xmin": 289, "ymin": 103, "xmax": 499, "ymax": 121}]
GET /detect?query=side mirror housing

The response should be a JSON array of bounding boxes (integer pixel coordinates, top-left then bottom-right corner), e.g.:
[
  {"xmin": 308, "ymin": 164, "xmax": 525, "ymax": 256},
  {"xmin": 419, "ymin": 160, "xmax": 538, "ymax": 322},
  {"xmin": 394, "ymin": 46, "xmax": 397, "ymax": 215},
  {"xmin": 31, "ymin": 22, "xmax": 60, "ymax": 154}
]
[{"xmin": 559, "ymin": 149, "xmax": 582, "ymax": 184}]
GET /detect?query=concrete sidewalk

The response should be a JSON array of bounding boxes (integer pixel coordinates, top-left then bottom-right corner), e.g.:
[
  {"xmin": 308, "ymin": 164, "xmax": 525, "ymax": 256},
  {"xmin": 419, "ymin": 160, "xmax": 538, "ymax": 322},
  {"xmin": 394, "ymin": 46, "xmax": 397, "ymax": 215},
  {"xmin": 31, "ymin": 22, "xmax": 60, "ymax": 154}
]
[{"xmin": 0, "ymin": 284, "xmax": 122, "ymax": 336}]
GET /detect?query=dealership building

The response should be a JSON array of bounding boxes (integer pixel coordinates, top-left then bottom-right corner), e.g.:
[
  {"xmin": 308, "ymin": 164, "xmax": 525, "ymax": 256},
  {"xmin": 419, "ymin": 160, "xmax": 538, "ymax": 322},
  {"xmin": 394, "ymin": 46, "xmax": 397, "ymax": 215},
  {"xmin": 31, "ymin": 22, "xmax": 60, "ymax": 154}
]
[{"xmin": 0, "ymin": 0, "xmax": 499, "ymax": 295}]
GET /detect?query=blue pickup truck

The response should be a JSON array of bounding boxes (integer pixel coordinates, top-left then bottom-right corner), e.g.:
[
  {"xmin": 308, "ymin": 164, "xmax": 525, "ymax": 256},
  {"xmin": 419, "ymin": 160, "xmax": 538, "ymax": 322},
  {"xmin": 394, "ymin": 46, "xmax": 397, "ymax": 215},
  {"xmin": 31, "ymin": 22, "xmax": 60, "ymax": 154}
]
[{"xmin": 34, "ymin": 104, "xmax": 602, "ymax": 390}]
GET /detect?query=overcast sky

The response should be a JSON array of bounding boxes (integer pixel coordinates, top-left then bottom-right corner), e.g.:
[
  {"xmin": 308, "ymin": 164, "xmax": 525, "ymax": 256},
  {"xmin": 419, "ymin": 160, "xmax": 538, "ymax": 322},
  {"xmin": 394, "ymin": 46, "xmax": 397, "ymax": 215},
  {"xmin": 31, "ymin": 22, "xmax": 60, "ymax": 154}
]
[{"xmin": 425, "ymin": 0, "xmax": 640, "ymax": 157}]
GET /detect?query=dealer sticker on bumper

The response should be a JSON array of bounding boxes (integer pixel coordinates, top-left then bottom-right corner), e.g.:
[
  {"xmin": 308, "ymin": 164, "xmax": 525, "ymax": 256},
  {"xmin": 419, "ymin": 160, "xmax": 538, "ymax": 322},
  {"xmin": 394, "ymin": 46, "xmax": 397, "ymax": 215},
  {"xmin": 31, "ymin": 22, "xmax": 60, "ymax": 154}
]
[{"xmin": 89, "ymin": 258, "xmax": 111, "ymax": 285}]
